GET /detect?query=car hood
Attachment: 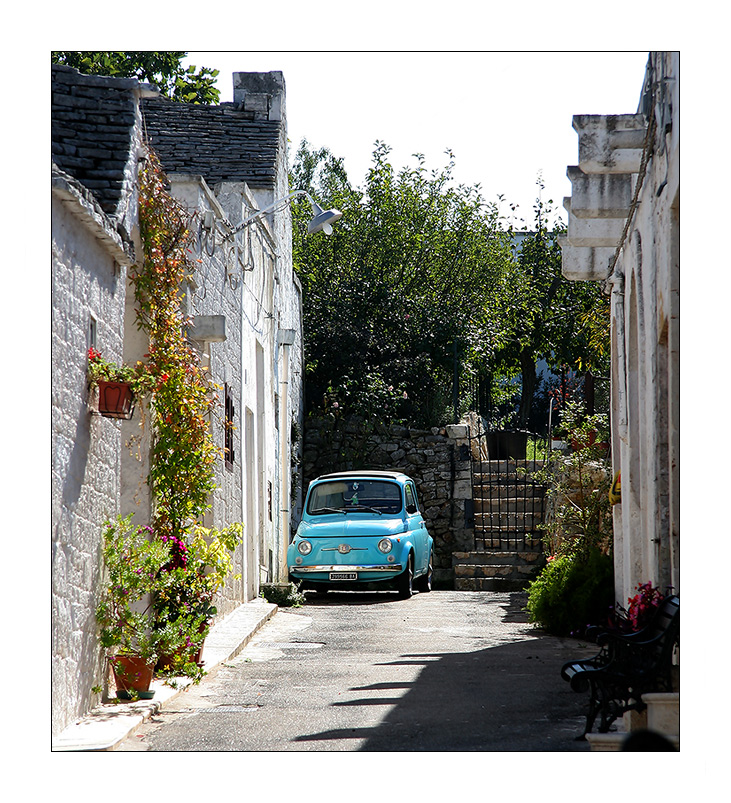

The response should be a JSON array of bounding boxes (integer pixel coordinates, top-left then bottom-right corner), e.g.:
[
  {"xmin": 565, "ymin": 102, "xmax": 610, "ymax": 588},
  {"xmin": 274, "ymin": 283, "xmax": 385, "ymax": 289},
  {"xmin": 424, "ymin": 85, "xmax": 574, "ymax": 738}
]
[{"xmin": 298, "ymin": 516, "xmax": 407, "ymax": 538}]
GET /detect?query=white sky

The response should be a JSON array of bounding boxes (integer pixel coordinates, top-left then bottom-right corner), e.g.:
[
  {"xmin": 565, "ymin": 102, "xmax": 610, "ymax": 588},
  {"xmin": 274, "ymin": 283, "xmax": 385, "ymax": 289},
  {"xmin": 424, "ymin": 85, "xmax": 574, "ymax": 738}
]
[{"xmin": 185, "ymin": 51, "xmax": 649, "ymax": 226}]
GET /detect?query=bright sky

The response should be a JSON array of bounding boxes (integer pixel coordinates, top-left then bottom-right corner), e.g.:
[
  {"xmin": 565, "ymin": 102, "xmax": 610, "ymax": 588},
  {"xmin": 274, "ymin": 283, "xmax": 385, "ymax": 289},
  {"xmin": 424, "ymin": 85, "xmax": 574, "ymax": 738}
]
[{"xmin": 185, "ymin": 51, "xmax": 649, "ymax": 226}]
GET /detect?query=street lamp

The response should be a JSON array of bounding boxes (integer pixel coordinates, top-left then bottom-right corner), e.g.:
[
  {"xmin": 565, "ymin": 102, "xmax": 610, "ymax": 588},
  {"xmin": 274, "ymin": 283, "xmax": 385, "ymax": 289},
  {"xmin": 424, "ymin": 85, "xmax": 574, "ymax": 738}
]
[{"xmin": 224, "ymin": 189, "xmax": 342, "ymax": 240}]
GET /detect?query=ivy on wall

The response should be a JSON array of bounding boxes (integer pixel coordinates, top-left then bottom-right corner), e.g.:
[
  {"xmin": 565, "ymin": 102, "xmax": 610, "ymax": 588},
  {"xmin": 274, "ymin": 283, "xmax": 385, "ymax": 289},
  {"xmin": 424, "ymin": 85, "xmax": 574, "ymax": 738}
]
[{"xmin": 133, "ymin": 149, "xmax": 220, "ymax": 538}]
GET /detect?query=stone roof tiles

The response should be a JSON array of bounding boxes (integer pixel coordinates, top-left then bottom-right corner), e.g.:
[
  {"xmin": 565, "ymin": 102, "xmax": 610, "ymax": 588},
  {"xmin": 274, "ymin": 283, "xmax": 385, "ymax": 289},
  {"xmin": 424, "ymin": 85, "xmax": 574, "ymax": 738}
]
[
  {"xmin": 140, "ymin": 98, "xmax": 282, "ymax": 189},
  {"xmin": 51, "ymin": 64, "xmax": 150, "ymax": 218}
]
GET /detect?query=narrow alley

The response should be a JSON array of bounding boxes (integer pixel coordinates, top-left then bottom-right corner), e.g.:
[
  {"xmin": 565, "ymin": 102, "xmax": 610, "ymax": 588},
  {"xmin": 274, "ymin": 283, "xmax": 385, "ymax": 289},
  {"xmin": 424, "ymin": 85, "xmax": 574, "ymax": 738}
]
[{"xmin": 119, "ymin": 591, "xmax": 592, "ymax": 752}]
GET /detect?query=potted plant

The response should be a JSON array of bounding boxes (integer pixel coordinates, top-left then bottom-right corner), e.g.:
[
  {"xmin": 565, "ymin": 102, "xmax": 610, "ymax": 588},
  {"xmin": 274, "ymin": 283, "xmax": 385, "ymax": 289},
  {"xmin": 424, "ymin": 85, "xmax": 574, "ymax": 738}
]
[
  {"xmin": 569, "ymin": 416, "xmax": 609, "ymax": 456},
  {"xmin": 153, "ymin": 522, "xmax": 243, "ymax": 678},
  {"xmin": 87, "ymin": 347, "xmax": 141, "ymax": 419},
  {"xmin": 526, "ymin": 400, "xmax": 614, "ymax": 636},
  {"xmin": 484, "ymin": 407, "xmax": 530, "ymax": 460},
  {"xmin": 96, "ymin": 515, "xmax": 186, "ymax": 699},
  {"xmin": 609, "ymin": 582, "xmax": 667, "ymax": 634}
]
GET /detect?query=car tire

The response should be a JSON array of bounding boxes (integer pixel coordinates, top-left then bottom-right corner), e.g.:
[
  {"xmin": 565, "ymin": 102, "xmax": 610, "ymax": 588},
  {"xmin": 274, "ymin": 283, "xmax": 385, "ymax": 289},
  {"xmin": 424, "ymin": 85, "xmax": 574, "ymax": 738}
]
[
  {"xmin": 397, "ymin": 554, "xmax": 413, "ymax": 599},
  {"xmin": 416, "ymin": 550, "xmax": 433, "ymax": 593}
]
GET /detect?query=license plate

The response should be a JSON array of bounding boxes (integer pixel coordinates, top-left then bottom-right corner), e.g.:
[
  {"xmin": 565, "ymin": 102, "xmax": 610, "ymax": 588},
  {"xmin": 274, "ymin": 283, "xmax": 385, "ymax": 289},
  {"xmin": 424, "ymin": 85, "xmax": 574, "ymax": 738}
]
[{"xmin": 329, "ymin": 571, "xmax": 357, "ymax": 581}]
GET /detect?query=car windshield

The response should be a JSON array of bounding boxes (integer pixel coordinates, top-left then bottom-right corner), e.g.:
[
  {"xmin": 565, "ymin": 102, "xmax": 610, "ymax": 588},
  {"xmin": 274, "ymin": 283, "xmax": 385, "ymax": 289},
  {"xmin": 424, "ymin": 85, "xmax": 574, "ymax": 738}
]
[{"xmin": 308, "ymin": 479, "xmax": 403, "ymax": 515}]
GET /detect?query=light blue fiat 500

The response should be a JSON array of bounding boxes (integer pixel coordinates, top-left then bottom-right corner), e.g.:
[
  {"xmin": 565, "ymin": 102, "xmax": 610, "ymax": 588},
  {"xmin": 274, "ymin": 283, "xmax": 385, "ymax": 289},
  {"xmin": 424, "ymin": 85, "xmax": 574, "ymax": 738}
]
[{"xmin": 288, "ymin": 471, "xmax": 434, "ymax": 598}]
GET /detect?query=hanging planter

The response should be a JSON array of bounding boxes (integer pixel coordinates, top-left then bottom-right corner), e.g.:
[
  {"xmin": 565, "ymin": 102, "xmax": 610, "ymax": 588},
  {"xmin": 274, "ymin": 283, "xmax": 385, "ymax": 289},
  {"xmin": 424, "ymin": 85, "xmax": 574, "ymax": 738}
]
[
  {"xmin": 87, "ymin": 348, "xmax": 141, "ymax": 420},
  {"xmin": 97, "ymin": 380, "xmax": 135, "ymax": 419}
]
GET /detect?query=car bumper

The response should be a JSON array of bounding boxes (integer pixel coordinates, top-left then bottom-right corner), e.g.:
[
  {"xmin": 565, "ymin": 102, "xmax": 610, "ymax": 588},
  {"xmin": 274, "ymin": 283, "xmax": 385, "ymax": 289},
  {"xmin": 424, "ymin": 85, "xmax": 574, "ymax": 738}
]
[{"xmin": 290, "ymin": 564, "xmax": 403, "ymax": 574}]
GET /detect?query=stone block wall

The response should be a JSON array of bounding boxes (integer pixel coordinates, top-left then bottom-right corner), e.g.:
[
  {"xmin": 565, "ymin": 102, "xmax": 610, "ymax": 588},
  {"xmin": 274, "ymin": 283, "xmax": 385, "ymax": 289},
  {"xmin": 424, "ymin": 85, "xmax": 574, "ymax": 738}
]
[
  {"xmin": 302, "ymin": 417, "xmax": 474, "ymax": 585},
  {"xmin": 166, "ymin": 175, "xmax": 248, "ymax": 616},
  {"xmin": 51, "ymin": 186, "xmax": 129, "ymax": 736}
]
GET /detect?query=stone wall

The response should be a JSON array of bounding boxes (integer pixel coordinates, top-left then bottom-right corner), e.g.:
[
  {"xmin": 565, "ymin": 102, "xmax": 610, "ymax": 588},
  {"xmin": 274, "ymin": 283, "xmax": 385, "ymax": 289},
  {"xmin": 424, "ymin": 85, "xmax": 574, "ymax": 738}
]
[
  {"xmin": 302, "ymin": 417, "xmax": 474, "ymax": 585},
  {"xmin": 542, "ymin": 455, "xmax": 612, "ymax": 556},
  {"xmin": 51, "ymin": 180, "xmax": 130, "ymax": 736}
]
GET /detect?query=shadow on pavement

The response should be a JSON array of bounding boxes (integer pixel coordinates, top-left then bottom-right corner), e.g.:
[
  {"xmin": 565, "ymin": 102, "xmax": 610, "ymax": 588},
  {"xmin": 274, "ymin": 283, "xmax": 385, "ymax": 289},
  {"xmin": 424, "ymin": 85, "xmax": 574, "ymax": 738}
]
[
  {"xmin": 304, "ymin": 590, "xmax": 408, "ymax": 606},
  {"xmin": 292, "ymin": 630, "xmax": 593, "ymax": 751}
]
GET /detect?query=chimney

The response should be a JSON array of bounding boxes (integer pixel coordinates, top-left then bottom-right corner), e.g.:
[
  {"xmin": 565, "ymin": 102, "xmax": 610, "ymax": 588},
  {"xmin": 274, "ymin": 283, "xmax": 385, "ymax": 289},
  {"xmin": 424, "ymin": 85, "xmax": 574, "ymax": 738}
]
[{"xmin": 232, "ymin": 71, "xmax": 285, "ymax": 122}]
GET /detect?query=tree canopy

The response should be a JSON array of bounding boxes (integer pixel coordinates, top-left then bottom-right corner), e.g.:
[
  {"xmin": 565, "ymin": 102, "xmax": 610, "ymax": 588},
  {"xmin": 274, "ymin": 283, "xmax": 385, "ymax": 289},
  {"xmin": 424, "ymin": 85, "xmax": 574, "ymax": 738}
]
[
  {"xmin": 291, "ymin": 141, "xmax": 515, "ymax": 426},
  {"xmin": 51, "ymin": 51, "xmax": 220, "ymax": 104},
  {"xmin": 491, "ymin": 191, "xmax": 610, "ymax": 428},
  {"xmin": 292, "ymin": 145, "xmax": 610, "ymax": 431}
]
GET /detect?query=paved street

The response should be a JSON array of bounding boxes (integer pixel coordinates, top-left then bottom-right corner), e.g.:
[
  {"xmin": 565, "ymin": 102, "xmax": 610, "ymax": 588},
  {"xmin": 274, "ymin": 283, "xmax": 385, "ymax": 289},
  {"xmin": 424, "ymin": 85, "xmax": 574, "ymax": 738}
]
[{"xmin": 120, "ymin": 590, "xmax": 593, "ymax": 751}]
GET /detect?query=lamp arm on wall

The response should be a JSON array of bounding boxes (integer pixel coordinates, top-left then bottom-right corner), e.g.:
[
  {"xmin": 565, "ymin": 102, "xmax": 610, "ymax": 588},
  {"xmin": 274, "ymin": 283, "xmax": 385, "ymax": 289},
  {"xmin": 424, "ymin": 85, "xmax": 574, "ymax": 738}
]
[{"xmin": 223, "ymin": 190, "xmax": 342, "ymax": 240}]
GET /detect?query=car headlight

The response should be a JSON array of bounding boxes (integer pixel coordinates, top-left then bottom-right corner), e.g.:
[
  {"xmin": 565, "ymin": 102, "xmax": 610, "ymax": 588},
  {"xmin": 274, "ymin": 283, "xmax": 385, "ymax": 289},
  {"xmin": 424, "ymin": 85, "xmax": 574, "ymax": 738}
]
[
  {"xmin": 297, "ymin": 540, "xmax": 313, "ymax": 555},
  {"xmin": 377, "ymin": 538, "xmax": 393, "ymax": 554}
]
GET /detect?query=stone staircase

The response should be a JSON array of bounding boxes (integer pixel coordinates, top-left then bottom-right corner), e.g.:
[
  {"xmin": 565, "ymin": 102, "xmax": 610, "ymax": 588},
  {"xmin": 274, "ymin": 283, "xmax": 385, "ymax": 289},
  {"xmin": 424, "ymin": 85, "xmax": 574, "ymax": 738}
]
[{"xmin": 453, "ymin": 459, "xmax": 547, "ymax": 591}]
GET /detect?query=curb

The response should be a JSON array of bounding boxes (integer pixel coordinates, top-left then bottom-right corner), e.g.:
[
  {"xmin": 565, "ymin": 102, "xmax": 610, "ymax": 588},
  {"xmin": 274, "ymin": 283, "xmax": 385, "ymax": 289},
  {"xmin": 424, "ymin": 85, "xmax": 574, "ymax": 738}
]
[{"xmin": 52, "ymin": 599, "xmax": 278, "ymax": 751}]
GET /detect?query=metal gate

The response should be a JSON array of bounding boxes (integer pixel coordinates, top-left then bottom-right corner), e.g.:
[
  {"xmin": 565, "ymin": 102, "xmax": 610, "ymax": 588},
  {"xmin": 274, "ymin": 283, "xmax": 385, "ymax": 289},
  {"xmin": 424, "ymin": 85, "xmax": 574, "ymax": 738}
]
[{"xmin": 466, "ymin": 414, "xmax": 547, "ymax": 552}]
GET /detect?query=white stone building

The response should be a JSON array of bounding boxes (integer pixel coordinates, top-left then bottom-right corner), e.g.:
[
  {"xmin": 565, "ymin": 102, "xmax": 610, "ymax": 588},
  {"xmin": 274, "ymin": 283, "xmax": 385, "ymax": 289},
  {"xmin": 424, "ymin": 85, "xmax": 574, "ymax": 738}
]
[
  {"xmin": 51, "ymin": 65, "xmax": 155, "ymax": 735},
  {"xmin": 560, "ymin": 52, "xmax": 680, "ymax": 606},
  {"xmin": 141, "ymin": 71, "xmax": 305, "ymax": 597},
  {"xmin": 52, "ymin": 65, "xmax": 304, "ymax": 735}
]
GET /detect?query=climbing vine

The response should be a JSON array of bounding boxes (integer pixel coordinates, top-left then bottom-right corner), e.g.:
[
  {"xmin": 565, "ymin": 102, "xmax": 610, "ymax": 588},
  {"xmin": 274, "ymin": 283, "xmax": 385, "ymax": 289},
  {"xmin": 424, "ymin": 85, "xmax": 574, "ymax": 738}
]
[{"xmin": 133, "ymin": 149, "xmax": 219, "ymax": 539}]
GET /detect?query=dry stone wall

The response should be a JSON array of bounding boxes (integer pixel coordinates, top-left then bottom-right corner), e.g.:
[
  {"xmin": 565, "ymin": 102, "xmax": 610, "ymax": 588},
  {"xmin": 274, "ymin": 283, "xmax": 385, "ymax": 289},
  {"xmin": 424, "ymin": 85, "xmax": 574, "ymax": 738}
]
[{"xmin": 302, "ymin": 417, "xmax": 474, "ymax": 585}]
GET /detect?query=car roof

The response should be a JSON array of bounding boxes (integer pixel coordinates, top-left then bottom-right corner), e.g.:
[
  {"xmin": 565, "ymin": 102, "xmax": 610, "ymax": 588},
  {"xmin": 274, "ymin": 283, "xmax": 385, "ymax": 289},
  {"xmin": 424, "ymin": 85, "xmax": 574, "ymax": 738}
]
[{"xmin": 313, "ymin": 470, "xmax": 411, "ymax": 483}]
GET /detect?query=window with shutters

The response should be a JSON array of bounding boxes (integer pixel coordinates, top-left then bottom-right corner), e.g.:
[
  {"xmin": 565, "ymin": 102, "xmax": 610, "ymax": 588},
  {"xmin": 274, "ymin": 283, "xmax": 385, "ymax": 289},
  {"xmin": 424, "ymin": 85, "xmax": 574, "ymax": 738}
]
[{"xmin": 224, "ymin": 383, "xmax": 235, "ymax": 470}]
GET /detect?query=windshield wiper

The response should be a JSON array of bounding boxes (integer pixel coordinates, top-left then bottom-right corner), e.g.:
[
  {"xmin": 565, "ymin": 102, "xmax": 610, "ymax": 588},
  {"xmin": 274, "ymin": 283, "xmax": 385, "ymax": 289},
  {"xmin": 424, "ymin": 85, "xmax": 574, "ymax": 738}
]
[
  {"xmin": 312, "ymin": 506, "xmax": 347, "ymax": 515},
  {"xmin": 344, "ymin": 505, "xmax": 383, "ymax": 515}
]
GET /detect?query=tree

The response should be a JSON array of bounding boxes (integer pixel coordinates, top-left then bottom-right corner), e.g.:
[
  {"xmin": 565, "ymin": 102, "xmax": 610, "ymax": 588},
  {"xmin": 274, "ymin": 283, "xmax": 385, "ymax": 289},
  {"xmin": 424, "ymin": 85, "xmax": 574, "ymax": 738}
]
[
  {"xmin": 291, "ymin": 141, "xmax": 515, "ymax": 427},
  {"xmin": 51, "ymin": 51, "xmax": 220, "ymax": 104},
  {"xmin": 491, "ymin": 185, "xmax": 610, "ymax": 429}
]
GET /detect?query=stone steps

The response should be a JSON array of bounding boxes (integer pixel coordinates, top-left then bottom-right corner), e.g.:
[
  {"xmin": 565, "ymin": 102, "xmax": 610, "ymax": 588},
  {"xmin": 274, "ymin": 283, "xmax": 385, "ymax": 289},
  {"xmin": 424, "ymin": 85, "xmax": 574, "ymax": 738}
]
[
  {"xmin": 474, "ymin": 511, "xmax": 544, "ymax": 530},
  {"xmin": 472, "ymin": 471, "xmax": 544, "ymax": 488},
  {"xmin": 472, "ymin": 459, "xmax": 546, "ymax": 472},
  {"xmin": 456, "ymin": 455, "xmax": 548, "ymax": 590},
  {"xmin": 453, "ymin": 550, "xmax": 545, "ymax": 591},
  {"xmin": 473, "ymin": 495, "xmax": 545, "ymax": 511},
  {"xmin": 473, "ymin": 485, "xmax": 546, "ymax": 500},
  {"xmin": 474, "ymin": 535, "xmax": 543, "ymax": 550}
]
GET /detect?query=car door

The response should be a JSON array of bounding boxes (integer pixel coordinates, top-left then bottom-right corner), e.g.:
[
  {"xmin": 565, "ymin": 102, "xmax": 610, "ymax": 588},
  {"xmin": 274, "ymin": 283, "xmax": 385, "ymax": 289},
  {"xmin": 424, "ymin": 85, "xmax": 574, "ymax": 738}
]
[{"xmin": 405, "ymin": 481, "xmax": 429, "ymax": 575}]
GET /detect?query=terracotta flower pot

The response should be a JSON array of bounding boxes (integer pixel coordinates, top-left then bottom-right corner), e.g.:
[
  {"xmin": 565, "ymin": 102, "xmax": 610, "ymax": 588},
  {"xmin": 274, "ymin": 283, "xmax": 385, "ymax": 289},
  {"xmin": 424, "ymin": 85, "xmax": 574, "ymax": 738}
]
[
  {"xmin": 111, "ymin": 654, "xmax": 155, "ymax": 696},
  {"xmin": 97, "ymin": 381, "xmax": 135, "ymax": 419},
  {"xmin": 571, "ymin": 430, "xmax": 598, "ymax": 451},
  {"xmin": 156, "ymin": 641, "xmax": 205, "ymax": 672}
]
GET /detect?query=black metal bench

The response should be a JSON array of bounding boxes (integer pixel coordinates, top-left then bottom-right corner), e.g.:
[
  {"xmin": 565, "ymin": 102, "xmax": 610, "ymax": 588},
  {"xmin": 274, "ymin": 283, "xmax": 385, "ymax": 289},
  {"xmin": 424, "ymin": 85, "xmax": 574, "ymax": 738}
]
[{"xmin": 560, "ymin": 594, "xmax": 679, "ymax": 737}]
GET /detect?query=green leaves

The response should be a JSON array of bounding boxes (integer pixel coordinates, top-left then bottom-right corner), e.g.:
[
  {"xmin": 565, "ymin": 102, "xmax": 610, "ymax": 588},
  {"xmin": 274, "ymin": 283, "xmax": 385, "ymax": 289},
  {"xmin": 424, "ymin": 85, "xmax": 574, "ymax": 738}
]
[
  {"xmin": 291, "ymin": 140, "xmax": 513, "ymax": 426},
  {"xmin": 96, "ymin": 516, "xmax": 175, "ymax": 660},
  {"xmin": 490, "ymin": 193, "xmax": 610, "ymax": 425},
  {"xmin": 52, "ymin": 52, "xmax": 220, "ymax": 104},
  {"xmin": 134, "ymin": 151, "xmax": 219, "ymax": 536}
]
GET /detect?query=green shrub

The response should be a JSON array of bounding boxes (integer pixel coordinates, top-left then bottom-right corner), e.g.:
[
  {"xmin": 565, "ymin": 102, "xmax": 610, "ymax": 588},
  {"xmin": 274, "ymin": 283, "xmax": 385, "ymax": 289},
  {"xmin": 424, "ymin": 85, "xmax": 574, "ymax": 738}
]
[
  {"xmin": 526, "ymin": 547, "xmax": 614, "ymax": 636},
  {"xmin": 260, "ymin": 582, "xmax": 306, "ymax": 608}
]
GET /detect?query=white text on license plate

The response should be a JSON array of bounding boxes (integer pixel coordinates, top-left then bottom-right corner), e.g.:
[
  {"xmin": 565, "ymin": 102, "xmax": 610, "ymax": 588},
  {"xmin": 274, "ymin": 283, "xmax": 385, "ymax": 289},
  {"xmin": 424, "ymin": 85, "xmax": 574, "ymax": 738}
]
[{"xmin": 330, "ymin": 571, "xmax": 357, "ymax": 581}]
